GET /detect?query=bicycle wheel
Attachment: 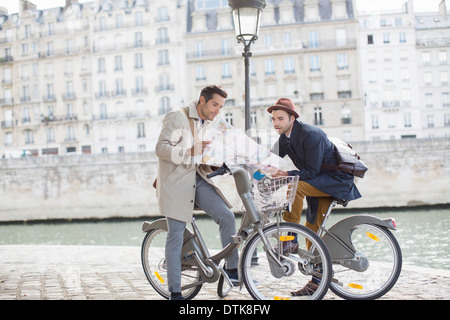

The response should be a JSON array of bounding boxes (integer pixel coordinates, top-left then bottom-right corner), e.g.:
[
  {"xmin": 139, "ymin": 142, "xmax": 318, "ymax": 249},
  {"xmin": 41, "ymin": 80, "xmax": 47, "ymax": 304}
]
[
  {"xmin": 330, "ymin": 224, "xmax": 402, "ymax": 300},
  {"xmin": 240, "ymin": 222, "xmax": 332, "ymax": 300},
  {"xmin": 141, "ymin": 227, "xmax": 202, "ymax": 300}
]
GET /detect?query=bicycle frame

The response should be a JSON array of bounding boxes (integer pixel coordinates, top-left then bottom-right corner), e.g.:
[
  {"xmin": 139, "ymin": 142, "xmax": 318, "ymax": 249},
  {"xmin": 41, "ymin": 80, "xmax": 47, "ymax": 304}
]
[
  {"xmin": 142, "ymin": 164, "xmax": 278, "ymax": 289},
  {"xmin": 318, "ymin": 200, "xmax": 397, "ymax": 271}
]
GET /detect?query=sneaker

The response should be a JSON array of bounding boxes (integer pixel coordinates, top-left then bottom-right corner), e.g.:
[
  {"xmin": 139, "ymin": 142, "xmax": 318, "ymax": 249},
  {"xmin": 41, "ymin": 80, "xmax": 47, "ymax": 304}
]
[
  {"xmin": 225, "ymin": 268, "xmax": 240, "ymax": 286},
  {"xmin": 290, "ymin": 281, "xmax": 319, "ymax": 296},
  {"xmin": 170, "ymin": 292, "xmax": 185, "ymax": 300}
]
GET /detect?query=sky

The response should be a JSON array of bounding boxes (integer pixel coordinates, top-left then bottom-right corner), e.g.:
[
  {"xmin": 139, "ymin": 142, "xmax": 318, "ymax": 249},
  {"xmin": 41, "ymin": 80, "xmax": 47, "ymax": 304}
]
[{"xmin": 0, "ymin": 0, "xmax": 447, "ymax": 15}]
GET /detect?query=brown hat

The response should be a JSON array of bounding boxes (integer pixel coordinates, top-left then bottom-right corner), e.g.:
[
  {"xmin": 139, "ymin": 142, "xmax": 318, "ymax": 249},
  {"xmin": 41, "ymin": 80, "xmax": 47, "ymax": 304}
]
[{"xmin": 267, "ymin": 98, "xmax": 299, "ymax": 118}]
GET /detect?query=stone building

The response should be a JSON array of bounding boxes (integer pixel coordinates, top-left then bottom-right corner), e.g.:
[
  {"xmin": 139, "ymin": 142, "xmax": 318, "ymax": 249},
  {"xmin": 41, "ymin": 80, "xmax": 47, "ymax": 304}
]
[
  {"xmin": 186, "ymin": 0, "xmax": 363, "ymax": 148},
  {"xmin": 0, "ymin": 0, "xmax": 449, "ymax": 157}
]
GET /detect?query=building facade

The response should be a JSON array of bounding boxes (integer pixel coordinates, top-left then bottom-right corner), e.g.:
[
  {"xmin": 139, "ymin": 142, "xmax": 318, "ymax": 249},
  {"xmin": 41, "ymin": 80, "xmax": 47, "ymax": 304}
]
[
  {"xmin": 186, "ymin": 0, "xmax": 363, "ymax": 148},
  {"xmin": 0, "ymin": 0, "xmax": 186, "ymax": 156},
  {"xmin": 415, "ymin": 1, "xmax": 450, "ymax": 138},
  {"xmin": 0, "ymin": 0, "xmax": 449, "ymax": 158}
]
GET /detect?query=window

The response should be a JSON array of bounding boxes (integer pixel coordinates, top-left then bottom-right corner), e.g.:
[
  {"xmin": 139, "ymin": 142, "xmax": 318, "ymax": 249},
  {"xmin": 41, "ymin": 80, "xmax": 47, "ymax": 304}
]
[
  {"xmin": 399, "ymin": 32, "xmax": 406, "ymax": 43},
  {"xmin": 99, "ymin": 103, "xmax": 107, "ymax": 119},
  {"xmin": 422, "ymin": 52, "xmax": 431, "ymax": 65},
  {"xmin": 383, "ymin": 33, "xmax": 390, "ymax": 44},
  {"xmin": 439, "ymin": 51, "xmax": 448, "ymax": 65},
  {"xmin": 25, "ymin": 129, "xmax": 34, "ymax": 144},
  {"xmin": 66, "ymin": 126, "xmax": 75, "ymax": 141},
  {"xmin": 157, "ymin": 50, "xmax": 170, "ymax": 65},
  {"xmin": 115, "ymin": 78, "xmax": 124, "ymax": 95},
  {"xmin": 424, "ymin": 72, "xmax": 432, "ymax": 85},
  {"xmin": 98, "ymin": 80, "xmax": 106, "ymax": 97},
  {"xmin": 425, "ymin": 93, "xmax": 433, "ymax": 108},
  {"xmin": 135, "ymin": 76, "xmax": 144, "ymax": 93},
  {"xmin": 135, "ymin": 32, "xmax": 143, "ymax": 47},
  {"xmin": 195, "ymin": 0, "xmax": 228, "ymax": 10},
  {"xmin": 115, "ymin": 14, "xmax": 123, "ymax": 28},
  {"xmin": 371, "ymin": 115, "xmax": 379, "ymax": 129},
  {"xmin": 159, "ymin": 97, "xmax": 171, "ymax": 115},
  {"xmin": 157, "ymin": 28, "xmax": 169, "ymax": 44},
  {"xmin": 264, "ymin": 35, "xmax": 273, "ymax": 47},
  {"xmin": 221, "ymin": 39, "xmax": 230, "ymax": 55},
  {"xmin": 427, "ymin": 115, "xmax": 434, "ymax": 128},
  {"xmin": 341, "ymin": 106, "xmax": 351, "ymax": 124},
  {"xmin": 337, "ymin": 53, "xmax": 348, "ymax": 69},
  {"xmin": 66, "ymin": 103, "xmax": 74, "ymax": 119},
  {"xmin": 401, "ymin": 68, "xmax": 410, "ymax": 81},
  {"xmin": 48, "ymin": 22, "xmax": 54, "ymax": 36},
  {"xmin": 404, "ymin": 113, "xmax": 412, "ymax": 128},
  {"xmin": 309, "ymin": 31, "xmax": 318, "ymax": 48},
  {"xmin": 137, "ymin": 122, "xmax": 145, "ymax": 138},
  {"xmin": 222, "ymin": 63, "xmax": 231, "ymax": 78},
  {"xmin": 134, "ymin": 11, "xmax": 143, "ymax": 26},
  {"xmin": 5, "ymin": 132, "xmax": 12, "ymax": 146},
  {"xmin": 367, "ymin": 34, "xmax": 374, "ymax": 45},
  {"xmin": 283, "ymin": 33, "xmax": 292, "ymax": 46},
  {"xmin": 225, "ymin": 112, "xmax": 233, "ymax": 126},
  {"xmin": 22, "ymin": 107, "xmax": 30, "ymax": 123},
  {"xmin": 114, "ymin": 55, "xmax": 122, "ymax": 71},
  {"xmin": 157, "ymin": 7, "xmax": 169, "ymax": 22},
  {"xmin": 443, "ymin": 92, "xmax": 450, "ymax": 108},
  {"xmin": 195, "ymin": 41, "xmax": 204, "ymax": 57},
  {"xmin": 46, "ymin": 42, "xmax": 53, "ymax": 56},
  {"xmin": 284, "ymin": 57, "xmax": 294, "ymax": 74},
  {"xmin": 251, "ymin": 111, "xmax": 257, "ymax": 125},
  {"xmin": 310, "ymin": 56, "xmax": 320, "ymax": 71},
  {"xmin": 440, "ymin": 71, "xmax": 449, "ymax": 85},
  {"xmin": 196, "ymin": 65, "xmax": 206, "ymax": 81},
  {"xmin": 314, "ymin": 107, "xmax": 323, "ymax": 125},
  {"xmin": 135, "ymin": 53, "xmax": 143, "ymax": 69},
  {"xmin": 98, "ymin": 58, "xmax": 105, "ymax": 73},
  {"xmin": 265, "ymin": 59, "xmax": 275, "ymax": 75}
]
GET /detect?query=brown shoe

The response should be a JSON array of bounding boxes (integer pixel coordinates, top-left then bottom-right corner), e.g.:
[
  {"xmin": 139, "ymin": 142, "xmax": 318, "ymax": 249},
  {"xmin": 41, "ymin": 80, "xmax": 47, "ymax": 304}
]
[
  {"xmin": 290, "ymin": 281, "xmax": 319, "ymax": 296},
  {"xmin": 277, "ymin": 241, "xmax": 298, "ymax": 255}
]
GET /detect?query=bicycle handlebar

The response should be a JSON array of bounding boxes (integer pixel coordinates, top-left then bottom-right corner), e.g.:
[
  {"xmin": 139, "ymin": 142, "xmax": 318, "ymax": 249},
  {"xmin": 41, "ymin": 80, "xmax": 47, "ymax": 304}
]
[{"xmin": 206, "ymin": 163, "xmax": 231, "ymax": 179}]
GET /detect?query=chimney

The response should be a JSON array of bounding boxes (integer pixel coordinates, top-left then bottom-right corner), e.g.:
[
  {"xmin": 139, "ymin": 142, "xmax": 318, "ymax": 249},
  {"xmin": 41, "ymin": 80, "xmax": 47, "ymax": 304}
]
[
  {"xmin": 66, "ymin": 0, "xmax": 79, "ymax": 9},
  {"xmin": 20, "ymin": 0, "xmax": 37, "ymax": 13},
  {"xmin": 439, "ymin": 0, "xmax": 447, "ymax": 20}
]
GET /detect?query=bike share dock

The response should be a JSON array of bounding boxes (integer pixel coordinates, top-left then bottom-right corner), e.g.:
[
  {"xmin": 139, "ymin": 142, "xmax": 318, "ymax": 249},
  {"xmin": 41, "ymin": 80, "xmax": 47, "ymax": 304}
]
[{"xmin": 0, "ymin": 245, "xmax": 449, "ymax": 300}]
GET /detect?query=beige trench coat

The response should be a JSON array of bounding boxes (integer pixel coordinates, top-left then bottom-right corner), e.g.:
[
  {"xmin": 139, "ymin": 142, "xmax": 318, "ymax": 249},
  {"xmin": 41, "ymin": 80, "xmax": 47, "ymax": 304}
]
[{"xmin": 154, "ymin": 101, "xmax": 231, "ymax": 223}]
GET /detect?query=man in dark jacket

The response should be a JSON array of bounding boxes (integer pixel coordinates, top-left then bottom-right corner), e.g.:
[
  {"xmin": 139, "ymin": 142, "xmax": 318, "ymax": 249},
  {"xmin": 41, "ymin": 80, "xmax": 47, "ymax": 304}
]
[{"xmin": 267, "ymin": 98, "xmax": 361, "ymax": 295}]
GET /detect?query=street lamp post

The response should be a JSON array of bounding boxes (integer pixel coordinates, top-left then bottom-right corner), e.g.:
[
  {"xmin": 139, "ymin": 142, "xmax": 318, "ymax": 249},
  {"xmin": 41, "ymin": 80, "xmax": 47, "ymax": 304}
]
[{"xmin": 229, "ymin": 0, "xmax": 265, "ymax": 134}]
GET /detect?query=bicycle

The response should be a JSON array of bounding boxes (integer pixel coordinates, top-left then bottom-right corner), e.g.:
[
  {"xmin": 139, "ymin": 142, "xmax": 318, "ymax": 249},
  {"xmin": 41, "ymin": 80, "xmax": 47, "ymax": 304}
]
[
  {"xmin": 317, "ymin": 199, "xmax": 402, "ymax": 300},
  {"xmin": 141, "ymin": 163, "xmax": 333, "ymax": 300}
]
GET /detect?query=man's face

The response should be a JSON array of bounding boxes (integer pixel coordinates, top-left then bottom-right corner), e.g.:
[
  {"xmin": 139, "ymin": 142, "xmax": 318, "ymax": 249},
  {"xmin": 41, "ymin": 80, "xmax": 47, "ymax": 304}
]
[
  {"xmin": 197, "ymin": 93, "xmax": 225, "ymax": 121},
  {"xmin": 271, "ymin": 110, "xmax": 295, "ymax": 135}
]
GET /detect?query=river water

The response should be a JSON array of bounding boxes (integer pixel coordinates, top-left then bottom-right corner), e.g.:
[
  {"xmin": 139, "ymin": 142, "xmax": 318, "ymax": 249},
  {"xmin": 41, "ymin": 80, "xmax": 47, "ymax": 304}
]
[{"xmin": 0, "ymin": 207, "xmax": 449, "ymax": 271}]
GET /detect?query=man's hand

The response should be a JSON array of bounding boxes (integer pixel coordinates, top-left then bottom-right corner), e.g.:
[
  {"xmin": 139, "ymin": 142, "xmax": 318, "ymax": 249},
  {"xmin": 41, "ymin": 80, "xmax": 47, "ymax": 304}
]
[
  {"xmin": 266, "ymin": 166, "xmax": 289, "ymax": 177},
  {"xmin": 191, "ymin": 140, "xmax": 211, "ymax": 156}
]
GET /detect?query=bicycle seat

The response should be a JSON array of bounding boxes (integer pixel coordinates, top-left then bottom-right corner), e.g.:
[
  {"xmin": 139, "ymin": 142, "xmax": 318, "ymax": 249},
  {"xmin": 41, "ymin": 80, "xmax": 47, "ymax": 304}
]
[{"xmin": 333, "ymin": 198, "xmax": 349, "ymax": 207}]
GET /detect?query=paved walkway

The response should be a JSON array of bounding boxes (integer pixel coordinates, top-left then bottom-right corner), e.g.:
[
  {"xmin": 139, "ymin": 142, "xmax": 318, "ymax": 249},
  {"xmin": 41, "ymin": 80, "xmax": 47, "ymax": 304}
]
[{"xmin": 0, "ymin": 245, "xmax": 449, "ymax": 300}]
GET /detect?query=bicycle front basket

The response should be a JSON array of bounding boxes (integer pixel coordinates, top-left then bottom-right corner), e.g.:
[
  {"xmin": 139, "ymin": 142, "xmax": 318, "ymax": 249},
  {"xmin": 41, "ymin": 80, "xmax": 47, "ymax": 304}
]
[{"xmin": 252, "ymin": 176, "xmax": 299, "ymax": 214}]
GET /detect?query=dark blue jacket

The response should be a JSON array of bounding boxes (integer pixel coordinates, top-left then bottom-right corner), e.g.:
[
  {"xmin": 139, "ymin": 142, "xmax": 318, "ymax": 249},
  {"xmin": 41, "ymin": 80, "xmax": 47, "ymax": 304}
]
[{"xmin": 272, "ymin": 121, "xmax": 361, "ymax": 221}]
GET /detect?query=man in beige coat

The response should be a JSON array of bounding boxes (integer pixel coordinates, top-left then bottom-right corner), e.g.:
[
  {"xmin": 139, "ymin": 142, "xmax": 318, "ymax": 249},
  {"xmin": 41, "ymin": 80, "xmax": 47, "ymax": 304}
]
[{"xmin": 155, "ymin": 85, "xmax": 238, "ymax": 300}]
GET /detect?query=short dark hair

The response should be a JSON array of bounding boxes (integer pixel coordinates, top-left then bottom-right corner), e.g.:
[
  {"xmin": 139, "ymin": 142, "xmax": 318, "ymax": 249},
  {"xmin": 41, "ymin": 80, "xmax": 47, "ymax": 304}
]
[{"xmin": 200, "ymin": 85, "xmax": 228, "ymax": 102}]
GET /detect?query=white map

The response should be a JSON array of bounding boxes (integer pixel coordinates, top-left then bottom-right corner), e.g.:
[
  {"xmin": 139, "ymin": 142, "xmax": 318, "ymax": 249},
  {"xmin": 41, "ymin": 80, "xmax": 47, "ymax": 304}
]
[{"xmin": 193, "ymin": 118, "xmax": 284, "ymax": 169}]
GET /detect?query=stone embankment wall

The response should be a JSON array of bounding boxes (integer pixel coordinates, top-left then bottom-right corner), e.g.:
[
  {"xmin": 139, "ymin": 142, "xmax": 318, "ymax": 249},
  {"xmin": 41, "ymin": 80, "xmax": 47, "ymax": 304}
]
[{"xmin": 0, "ymin": 138, "xmax": 448, "ymax": 222}]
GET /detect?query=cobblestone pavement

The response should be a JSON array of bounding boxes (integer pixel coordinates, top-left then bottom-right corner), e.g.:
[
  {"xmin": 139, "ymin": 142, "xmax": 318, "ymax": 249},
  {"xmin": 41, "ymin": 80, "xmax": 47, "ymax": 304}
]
[{"xmin": 0, "ymin": 245, "xmax": 449, "ymax": 300}]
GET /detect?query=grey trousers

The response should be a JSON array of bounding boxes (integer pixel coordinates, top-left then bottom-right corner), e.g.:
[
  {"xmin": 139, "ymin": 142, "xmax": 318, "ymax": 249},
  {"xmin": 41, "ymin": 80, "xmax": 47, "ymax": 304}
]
[{"xmin": 165, "ymin": 174, "xmax": 239, "ymax": 293}]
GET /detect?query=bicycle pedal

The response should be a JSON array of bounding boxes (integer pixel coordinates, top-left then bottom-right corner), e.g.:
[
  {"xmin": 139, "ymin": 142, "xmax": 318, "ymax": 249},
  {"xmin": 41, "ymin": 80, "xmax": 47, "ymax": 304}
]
[{"xmin": 183, "ymin": 251, "xmax": 195, "ymax": 260}]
